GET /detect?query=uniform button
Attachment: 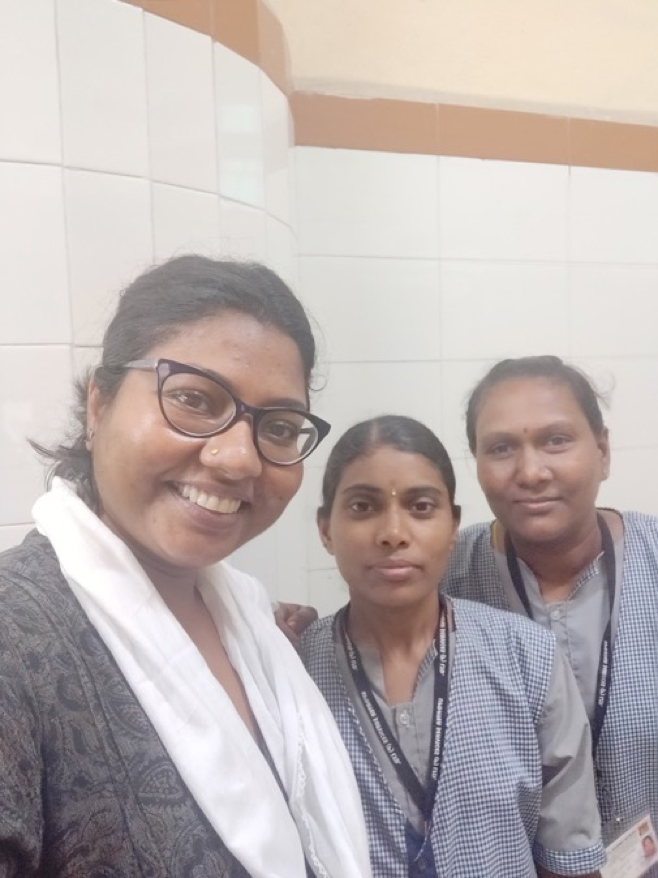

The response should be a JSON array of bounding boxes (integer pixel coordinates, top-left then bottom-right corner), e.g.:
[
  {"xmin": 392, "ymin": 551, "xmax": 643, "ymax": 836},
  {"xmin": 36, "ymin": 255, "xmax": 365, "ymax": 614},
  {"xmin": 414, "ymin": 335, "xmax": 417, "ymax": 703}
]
[
  {"xmin": 550, "ymin": 608, "xmax": 561, "ymax": 621},
  {"xmin": 399, "ymin": 710, "xmax": 410, "ymax": 726},
  {"xmin": 416, "ymin": 857, "xmax": 427, "ymax": 871}
]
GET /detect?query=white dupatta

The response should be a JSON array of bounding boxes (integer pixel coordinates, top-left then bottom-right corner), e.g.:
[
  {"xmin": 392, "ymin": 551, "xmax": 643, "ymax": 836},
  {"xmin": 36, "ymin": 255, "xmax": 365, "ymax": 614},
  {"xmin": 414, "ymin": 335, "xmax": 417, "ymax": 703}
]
[{"xmin": 33, "ymin": 479, "xmax": 371, "ymax": 878}]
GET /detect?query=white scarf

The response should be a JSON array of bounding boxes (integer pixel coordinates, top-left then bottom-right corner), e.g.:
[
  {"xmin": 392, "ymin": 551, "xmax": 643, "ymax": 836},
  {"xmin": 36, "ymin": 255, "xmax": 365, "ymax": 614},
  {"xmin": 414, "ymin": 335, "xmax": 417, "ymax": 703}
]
[{"xmin": 33, "ymin": 479, "xmax": 371, "ymax": 878}]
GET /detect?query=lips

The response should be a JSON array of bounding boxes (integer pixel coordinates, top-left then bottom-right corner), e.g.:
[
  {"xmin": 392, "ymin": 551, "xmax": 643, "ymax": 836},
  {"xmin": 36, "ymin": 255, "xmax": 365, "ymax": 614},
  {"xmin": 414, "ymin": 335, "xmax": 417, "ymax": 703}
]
[
  {"xmin": 172, "ymin": 482, "xmax": 250, "ymax": 514},
  {"xmin": 370, "ymin": 559, "xmax": 420, "ymax": 581},
  {"xmin": 513, "ymin": 497, "xmax": 561, "ymax": 513}
]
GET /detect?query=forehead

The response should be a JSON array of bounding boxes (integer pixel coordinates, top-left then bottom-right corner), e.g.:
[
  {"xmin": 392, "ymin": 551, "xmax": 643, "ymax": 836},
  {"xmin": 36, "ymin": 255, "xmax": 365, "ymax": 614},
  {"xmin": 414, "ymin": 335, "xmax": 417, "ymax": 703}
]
[
  {"xmin": 338, "ymin": 446, "xmax": 447, "ymax": 491},
  {"xmin": 145, "ymin": 312, "xmax": 307, "ymax": 401},
  {"xmin": 476, "ymin": 377, "xmax": 589, "ymax": 433}
]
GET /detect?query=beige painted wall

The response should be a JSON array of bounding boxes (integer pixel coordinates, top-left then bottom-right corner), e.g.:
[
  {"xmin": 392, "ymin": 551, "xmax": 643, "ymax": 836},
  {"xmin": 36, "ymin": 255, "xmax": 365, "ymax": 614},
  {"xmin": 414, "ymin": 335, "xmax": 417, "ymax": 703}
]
[{"xmin": 267, "ymin": 0, "xmax": 658, "ymax": 122}]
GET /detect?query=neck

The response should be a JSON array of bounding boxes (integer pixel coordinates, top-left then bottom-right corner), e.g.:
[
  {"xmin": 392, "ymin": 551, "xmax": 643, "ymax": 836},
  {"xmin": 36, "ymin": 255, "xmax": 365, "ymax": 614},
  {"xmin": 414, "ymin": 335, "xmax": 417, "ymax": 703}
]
[
  {"xmin": 347, "ymin": 593, "xmax": 440, "ymax": 658},
  {"xmin": 508, "ymin": 512, "xmax": 603, "ymax": 591}
]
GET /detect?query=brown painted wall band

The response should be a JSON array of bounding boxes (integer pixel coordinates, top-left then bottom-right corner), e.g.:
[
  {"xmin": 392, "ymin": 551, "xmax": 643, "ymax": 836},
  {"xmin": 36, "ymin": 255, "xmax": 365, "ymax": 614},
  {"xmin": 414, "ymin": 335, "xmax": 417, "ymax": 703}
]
[{"xmin": 122, "ymin": 0, "xmax": 658, "ymax": 172}]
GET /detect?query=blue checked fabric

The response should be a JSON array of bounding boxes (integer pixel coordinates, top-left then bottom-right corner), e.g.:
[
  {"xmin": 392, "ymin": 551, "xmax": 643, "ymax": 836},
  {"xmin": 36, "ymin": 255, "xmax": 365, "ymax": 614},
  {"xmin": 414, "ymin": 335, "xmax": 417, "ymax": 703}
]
[
  {"xmin": 444, "ymin": 513, "xmax": 658, "ymax": 867},
  {"xmin": 302, "ymin": 600, "xmax": 604, "ymax": 877}
]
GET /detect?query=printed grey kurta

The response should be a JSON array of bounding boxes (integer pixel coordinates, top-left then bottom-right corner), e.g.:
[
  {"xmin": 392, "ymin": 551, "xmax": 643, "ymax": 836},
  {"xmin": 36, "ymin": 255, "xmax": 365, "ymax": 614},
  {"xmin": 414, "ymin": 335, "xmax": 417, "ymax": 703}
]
[{"xmin": 0, "ymin": 531, "xmax": 252, "ymax": 877}]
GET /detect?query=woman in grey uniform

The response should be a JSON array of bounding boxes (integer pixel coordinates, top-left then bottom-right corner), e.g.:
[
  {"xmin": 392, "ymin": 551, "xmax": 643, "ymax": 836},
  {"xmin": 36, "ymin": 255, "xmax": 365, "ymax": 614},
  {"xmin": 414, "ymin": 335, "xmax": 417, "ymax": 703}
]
[{"xmin": 300, "ymin": 414, "xmax": 604, "ymax": 878}]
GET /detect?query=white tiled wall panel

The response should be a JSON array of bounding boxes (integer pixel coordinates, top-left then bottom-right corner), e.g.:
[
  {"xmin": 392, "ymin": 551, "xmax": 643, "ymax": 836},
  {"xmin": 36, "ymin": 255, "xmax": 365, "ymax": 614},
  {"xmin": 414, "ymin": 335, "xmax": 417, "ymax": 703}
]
[
  {"xmin": 65, "ymin": 170, "xmax": 153, "ymax": 346},
  {"xmin": 570, "ymin": 264, "xmax": 658, "ymax": 358},
  {"xmin": 440, "ymin": 261, "xmax": 570, "ymax": 360},
  {"xmin": 152, "ymin": 183, "xmax": 221, "ymax": 262},
  {"xmin": 299, "ymin": 256, "xmax": 442, "ymax": 363},
  {"xmin": 219, "ymin": 198, "xmax": 267, "ymax": 261},
  {"xmin": 57, "ymin": 0, "xmax": 149, "ymax": 176},
  {"xmin": 0, "ymin": 0, "xmax": 61, "ymax": 163},
  {"xmin": 0, "ymin": 163, "xmax": 70, "ymax": 344},
  {"xmin": 261, "ymin": 76, "xmax": 292, "ymax": 225},
  {"xmin": 0, "ymin": 345, "xmax": 73, "ymax": 526},
  {"xmin": 145, "ymin": 13, "xmax": 217, "ymax": 192},
  {"xmin": 296, "ymin": 147, "xmax": 441, "ymax": 258},
  {"xmin": 570, "ymin": 167, "xmax": 658, "ymax": 264},
  {"xmin": 439, "ymin": 157, "xmax": 569, "ymax": 261},
  {"xmin": 214, "ymin": 43, "xmax": 265, "ymax": 208},
  {"xmin": 265, "ymin": 216, "xmax": 298, "ymax": 290}
]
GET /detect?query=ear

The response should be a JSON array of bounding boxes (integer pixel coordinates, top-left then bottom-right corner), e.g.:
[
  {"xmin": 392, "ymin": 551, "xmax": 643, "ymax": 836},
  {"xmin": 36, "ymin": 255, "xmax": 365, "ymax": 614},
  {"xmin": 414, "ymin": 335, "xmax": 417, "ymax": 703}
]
[
  {"xmin": 450, "ymin": 511, "xmax": 460, "ymax": 550},
  {"xmin": 317, "ymin": 512, "xmax": 335, "ymax": 556},
  {"xmin": 598, "ymin": 427, "xmax": 611, "ymax": 481},
  {"xmin": 86, "ymin": 373, "xmax": 108, "ymax": 448}
]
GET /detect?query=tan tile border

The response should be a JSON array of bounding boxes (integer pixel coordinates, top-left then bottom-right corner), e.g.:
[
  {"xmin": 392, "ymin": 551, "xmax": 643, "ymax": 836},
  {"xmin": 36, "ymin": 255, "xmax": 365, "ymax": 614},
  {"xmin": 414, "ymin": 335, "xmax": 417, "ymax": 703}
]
[
  {"xmin": 291, "ymin": 93, "xmax": 439, "ymax": 154},
  {"xmin": 440, "ymin": 104, "xmax": 570, "ymax": 166},
  {"xmin": 120, "ymin": 0, "xmax": 658, "ymax": 172}
]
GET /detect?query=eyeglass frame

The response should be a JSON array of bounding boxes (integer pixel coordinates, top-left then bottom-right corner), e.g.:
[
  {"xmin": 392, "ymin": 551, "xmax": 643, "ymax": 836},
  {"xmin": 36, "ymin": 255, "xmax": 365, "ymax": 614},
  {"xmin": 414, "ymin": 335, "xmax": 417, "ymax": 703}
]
[{"xmin": 118, "ymin": 357, "xmax": 331, "ymax": 467}]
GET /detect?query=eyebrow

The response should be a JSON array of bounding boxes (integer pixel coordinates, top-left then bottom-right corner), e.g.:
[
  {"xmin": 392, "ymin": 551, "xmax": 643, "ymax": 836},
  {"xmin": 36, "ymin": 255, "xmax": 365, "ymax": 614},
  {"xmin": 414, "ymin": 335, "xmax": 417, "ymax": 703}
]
[
  {"xmin": 481, "ymin": 420, "xmax": 577, "ymax": 441},
  {"xmin": 340, "ymin": 484, "xmax": 445, "ymax": 496},
  {"xmin": 186, "ymin": 362, "xmax": 309, "ymax": 410}
]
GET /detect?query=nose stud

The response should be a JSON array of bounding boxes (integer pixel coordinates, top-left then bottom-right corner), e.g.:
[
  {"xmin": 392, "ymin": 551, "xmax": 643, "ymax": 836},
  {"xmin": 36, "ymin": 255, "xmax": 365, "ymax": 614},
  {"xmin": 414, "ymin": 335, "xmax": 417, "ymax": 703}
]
[{"xmin": 210, "ymin": 447, "xmax": 219, "ymax": 456}]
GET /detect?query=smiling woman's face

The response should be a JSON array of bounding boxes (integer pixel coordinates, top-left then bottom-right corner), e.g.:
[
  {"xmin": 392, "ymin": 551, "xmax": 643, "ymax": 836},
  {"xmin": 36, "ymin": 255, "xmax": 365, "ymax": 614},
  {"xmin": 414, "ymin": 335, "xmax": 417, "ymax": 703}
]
[
  {"xmin": 473, "ymin": 377, "xmax": 609, "ymax": 548},
  {"xmin": 87, "ymin": 311, "xmax": 307, "ymax": 580},
  {"xmin": 318, "ymin": 446, "xmax": 458, "ymax": 611}
]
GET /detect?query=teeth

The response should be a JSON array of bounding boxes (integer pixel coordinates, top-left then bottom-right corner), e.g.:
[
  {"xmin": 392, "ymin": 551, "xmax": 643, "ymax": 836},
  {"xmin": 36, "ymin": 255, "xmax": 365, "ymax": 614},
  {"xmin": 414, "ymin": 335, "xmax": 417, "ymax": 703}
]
[{"xmin": 178, "ymin": 484, "xmax": 241, "ymax": 514}]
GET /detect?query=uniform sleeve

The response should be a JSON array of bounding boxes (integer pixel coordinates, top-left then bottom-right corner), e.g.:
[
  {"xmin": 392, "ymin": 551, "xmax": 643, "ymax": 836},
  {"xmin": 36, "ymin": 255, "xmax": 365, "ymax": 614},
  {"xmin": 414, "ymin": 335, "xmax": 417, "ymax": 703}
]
[
  {"xmin": 0, "ymin": 625, "xmax": 44, "ymax": 877},
  {"xmin": 533, "ymin": 647, "xmax": 606, "ymax": 876}
]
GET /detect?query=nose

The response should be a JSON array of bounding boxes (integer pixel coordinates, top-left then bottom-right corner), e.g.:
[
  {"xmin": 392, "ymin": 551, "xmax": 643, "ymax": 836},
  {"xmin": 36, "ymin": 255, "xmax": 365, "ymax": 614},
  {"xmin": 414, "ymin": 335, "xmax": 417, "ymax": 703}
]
[
  {"xmin": 376, "ymin": 505, "xmax": 410, "ymax": 549},
  {"xmin": 515, "ymin": 445, "xmax": 550, "ymax": 488},
  {"xmin": 200, "ymin": 418, "xmax": 263, "ymax": 479}
]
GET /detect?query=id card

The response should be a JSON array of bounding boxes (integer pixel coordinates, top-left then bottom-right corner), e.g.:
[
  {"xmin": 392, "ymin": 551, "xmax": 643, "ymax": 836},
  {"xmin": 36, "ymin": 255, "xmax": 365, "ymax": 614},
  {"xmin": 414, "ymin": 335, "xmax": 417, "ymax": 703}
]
[{"xmin": 602, "ymin": 815, "xmax": 658, "ymax": 878}]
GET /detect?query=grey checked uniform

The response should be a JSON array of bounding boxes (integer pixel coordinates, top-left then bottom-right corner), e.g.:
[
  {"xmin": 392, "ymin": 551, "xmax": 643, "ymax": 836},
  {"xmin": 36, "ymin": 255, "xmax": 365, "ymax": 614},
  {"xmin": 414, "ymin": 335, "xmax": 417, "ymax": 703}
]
[{"xmin": 444, "ymin": 512, "xmax": 658, "ymax": 871}]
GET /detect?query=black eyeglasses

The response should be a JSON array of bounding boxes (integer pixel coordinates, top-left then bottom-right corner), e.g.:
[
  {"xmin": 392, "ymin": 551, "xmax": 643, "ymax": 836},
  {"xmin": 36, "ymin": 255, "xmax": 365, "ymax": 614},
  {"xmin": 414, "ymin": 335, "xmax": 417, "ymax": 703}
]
[{"xmin": 123, "ymin": 358, "xmax": 331, "ymax": 466}]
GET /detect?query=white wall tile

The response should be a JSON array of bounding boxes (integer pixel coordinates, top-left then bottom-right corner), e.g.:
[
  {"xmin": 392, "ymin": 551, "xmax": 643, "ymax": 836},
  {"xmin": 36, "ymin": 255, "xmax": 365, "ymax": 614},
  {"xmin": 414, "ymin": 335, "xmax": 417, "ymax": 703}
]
[
  {"xmin": 153, "ymin": 183, "xmax": 221, "ymax": 261},
  {"xmin": 311, "ymin": 361, "xmax": 443, "ymax": 468},
  {"xmin": 57, "ymin": 0, "xmax": 148, "ymax": 176},
  {"xmin": 261, "ymin": 75, "xmax": 291, "ymax": 224},
  {"xmin": 300, "ymin": 466, "xmax": 327, "ymax": 572},
  {"xmin": 0, "ymin": 0, "xmax": 61, "ymax": 163},
  {"xmin": 218, "ymin": 199, "xmax": 267, "ymax": 261},
  {"xmin": 265, "ymin": 216, "xmax": 297, "ymax": 289},
  {"xmin": 451, "ymin": 456, "xmax": 493, "ymax": 528},
  {"xmin": 440, "ymin": 261, "xmax": 570, "ymax": 360},
  {"xmin": 570, "ymin": 357, "xmax": 658, "ymax": 452},
  {"xmin": 0, "ymin": 524, "xmax": 33, "ymax": 553},
  {"xmin": 570, "ymin": 167, "xmax": 658, "ymax": 264},
  {"xmin": 145, "ymin": 14, "xmax": 217, "ymax": 192},
  {"xmin": 72, "ymin": 346, "xmax": 101, "ymax": 381},
  {"xmin": 214, "ymin": 43, "xmax": 264, "ymax": 207},
  {"xmin": 0, "ymin": 163, "xmax": 69, "ymax": 344},
  {"xmin": 598, "ymin": 447, "xmax": 658, "ymax": 515},
  {"xmin": 308, "ymin": 568, "xmax": 348, "ymax": 618},
  {"xmin": 570, "ymin": 264, "xmax": 658, "ymax": 358},
  {"xmin": 65, "ymin": 170, "xmax": 153, "ymax": 345},
  {"xmin": 440, "ymin": 359, "xmax": 494, "ymax": 462},
  {"xmin": 296, "ymin": 147, "xmax": 440, "ymax": 258},
  {"xmin": 0, "ymin": 346, "xmax": 73, "ymax": 525},
  {"xmin": 299, "ymin": 256, "xmax": 441, "ymax": 363},
  {"xmin": 439, "ymin": 157, "xmax": 568, "ymax": 261}
]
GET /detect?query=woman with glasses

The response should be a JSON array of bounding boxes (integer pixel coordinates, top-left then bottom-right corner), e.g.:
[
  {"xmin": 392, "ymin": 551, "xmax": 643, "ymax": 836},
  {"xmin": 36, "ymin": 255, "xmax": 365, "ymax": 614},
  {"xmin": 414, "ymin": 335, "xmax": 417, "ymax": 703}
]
[
  {"xmin": 300, "ymin": 415, "xmax": 604, "ymax": 878},
  {"xmin": 0, "ymin": 256, "xmax": 370, "ymax": 878}
]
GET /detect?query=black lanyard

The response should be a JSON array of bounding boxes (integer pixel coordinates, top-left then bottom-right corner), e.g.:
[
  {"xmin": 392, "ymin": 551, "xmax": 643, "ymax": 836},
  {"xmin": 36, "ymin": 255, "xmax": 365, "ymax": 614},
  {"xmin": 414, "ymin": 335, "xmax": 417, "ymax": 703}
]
[
  {"xmin": 504, "ymin": 513, "xmax": 616, "ymax": 754},
  {"xmin": 335, "ymin": 601, "xmax": 450, "ymax": 821}
]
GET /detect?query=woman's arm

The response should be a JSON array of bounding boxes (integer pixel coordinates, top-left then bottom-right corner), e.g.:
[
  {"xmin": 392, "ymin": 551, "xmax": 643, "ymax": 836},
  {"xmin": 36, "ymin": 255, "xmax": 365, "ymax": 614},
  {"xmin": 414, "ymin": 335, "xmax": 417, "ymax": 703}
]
[{"xmin": 533, "ymin": 648, "xmax": 605, "ymax": 878}]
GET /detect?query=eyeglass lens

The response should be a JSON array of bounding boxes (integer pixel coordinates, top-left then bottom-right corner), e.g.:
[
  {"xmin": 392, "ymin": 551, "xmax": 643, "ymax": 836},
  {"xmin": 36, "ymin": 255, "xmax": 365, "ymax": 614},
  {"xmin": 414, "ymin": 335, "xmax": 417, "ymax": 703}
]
[{"xmin": 161, "ymin": 371, "xmax": 318, "ymax": 464}]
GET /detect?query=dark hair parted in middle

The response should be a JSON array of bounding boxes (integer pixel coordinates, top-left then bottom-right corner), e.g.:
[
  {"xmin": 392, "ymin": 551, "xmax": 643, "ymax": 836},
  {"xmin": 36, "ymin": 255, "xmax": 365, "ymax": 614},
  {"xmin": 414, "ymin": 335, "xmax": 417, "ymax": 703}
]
[
  {"xmin": 318, "ymin": 415, "xmax": 459, "ymax": 518},
  {"xmin": 465, "ymin": 355, "xmax": 608, "ymax": 454},
  {"xmin": 34, "ymin": 255, "xmax": 317, "ymax": 509}
]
